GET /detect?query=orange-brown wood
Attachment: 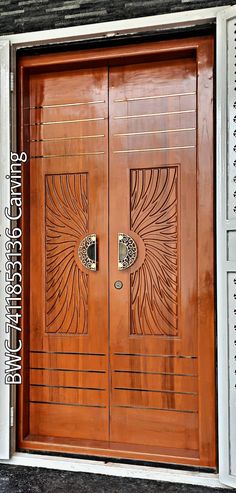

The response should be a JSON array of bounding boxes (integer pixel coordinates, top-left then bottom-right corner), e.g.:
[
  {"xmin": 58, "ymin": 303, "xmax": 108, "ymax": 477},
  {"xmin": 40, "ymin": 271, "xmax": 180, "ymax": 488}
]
[
  {"xmin": 109, "ymin": 55, "xmax": 200, "ymax": 458},
  {"xmin": 18, "ymin": 35, "xmax": 216, "ymax": 468},
  {"xmin": 18, "ymin": 64, "xmax": 109, "ymax": 443}
]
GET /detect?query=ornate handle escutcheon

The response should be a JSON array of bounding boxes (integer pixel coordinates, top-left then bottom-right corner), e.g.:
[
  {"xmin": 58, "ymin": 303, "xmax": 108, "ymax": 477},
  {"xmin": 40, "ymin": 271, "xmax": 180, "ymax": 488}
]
[
  {"xmin": 78, "ymin": 234, "xmax": 97, "ymax": 271},
  {"xmin": 118, "ymin": 233, "xmax": 137, "ymax": 270}
]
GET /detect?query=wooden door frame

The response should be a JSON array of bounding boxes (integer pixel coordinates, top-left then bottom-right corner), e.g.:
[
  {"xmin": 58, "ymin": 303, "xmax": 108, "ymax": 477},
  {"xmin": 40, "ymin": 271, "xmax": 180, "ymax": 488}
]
[{"xmin": 17, "ymin": 36, "xmax": 216, "ymax": 468}]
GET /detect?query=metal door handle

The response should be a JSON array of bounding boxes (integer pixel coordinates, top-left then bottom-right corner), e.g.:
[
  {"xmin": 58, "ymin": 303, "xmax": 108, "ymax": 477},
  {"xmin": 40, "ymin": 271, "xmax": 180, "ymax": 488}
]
[
  {"xmin": 118, "ymin": 233, "xmax": 137, "ymax": 270},
  {"xmin": 78, "ymin": 234, "xmax": 97, "ymax": 271}
]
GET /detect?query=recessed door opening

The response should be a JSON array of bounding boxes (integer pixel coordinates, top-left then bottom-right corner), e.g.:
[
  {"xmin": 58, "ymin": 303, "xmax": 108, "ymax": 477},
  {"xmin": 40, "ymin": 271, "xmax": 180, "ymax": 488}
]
[{"xmin": 18, "ymin": 35, "xmax": 216, "ymax": 468}]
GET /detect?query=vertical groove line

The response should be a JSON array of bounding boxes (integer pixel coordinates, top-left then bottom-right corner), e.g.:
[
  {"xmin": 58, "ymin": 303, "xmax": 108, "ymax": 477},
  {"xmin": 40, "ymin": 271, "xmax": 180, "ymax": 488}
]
[
  {"xmin": 195, "ymin": 54, "xmax": 200, "ymax": 425},
  {"xmin": 130, "ymin": 170, "xmax": 133, "ymax": 335},
  {"xmin": 107, "ymin": 67, "xmax": 111, "ymax": 442}
]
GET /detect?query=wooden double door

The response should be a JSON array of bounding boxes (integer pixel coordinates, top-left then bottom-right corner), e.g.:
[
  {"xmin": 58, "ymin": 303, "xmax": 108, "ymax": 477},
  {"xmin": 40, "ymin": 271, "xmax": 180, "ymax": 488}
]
[{"xmin": 19, "ymin": 36, "xmax": 216, "ymax": 467}]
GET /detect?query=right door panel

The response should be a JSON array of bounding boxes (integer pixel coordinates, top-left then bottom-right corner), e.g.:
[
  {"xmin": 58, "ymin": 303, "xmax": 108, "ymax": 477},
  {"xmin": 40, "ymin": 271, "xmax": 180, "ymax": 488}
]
[{"xmin": 109, "ymin": 42, "xmax": 215, "ymax": 465}]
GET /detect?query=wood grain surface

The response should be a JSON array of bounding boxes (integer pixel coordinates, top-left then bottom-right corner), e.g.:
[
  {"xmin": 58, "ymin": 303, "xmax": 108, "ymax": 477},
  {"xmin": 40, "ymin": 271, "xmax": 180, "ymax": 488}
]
[{"xmin": 18, "ymin": 36, "xmax": 216, "ymax": 468}]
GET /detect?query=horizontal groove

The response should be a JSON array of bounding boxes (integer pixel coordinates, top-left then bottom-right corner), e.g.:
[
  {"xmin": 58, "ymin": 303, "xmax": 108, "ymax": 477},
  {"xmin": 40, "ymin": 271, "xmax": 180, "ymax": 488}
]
[
  {"xmin": 114, "ymin": 127, "xmax": 195, "ymax": 137},
  {"xmin": 29, "ymin": 134, "xmax": 105, "ymax": 142},
  {"xmin": 30, "ymin": 351, "xmax": 106, "ymax": 356},
  {"xmin": 114, "ymin": 387, "xmax": 197, "ymax": 395},
  {"xmin": 114, "ymin": 387, "xmax": 198, "ymax": 395},
  {"xmin": 30, "ymin": 152, "xmax": 105, "ymax": 158},
  {"xmin": 30, "ymin": 384, "xmax": 105, "ymax": 391},
  {"xmin": 113, "ymin": 145, "xmax": 195, "ymax": 154},
  {"xmin": 113, "ymin": 405, "xmax": 197, "ymax": 413},
  {"xmin": 114, "ymin": 92, "xmax": 196, "ymax": 102},
  {"xmin": 113, "ymin": 370, "xmax": 197, "ymax": 377},
  {"xmin": 113, "ymin": 109, "xmax": 195, "ymax": 120},
  {"xmin": 30, "ymin": 368, "xmax": 106, "ymax": 373},
  {"xmin": 30, "ymin": 401, "xmax": 106, "ymax": 408},
  {"xmin": 114, "ymin": 353, "xmax": 197, "ymax": 359},
  {"xmin": 25, "ymin": 117, "xmax": 105, "ymax": 126},
  {"xmin": 25, "ymin": 100, "xmax": 105, "ymax": 109}
]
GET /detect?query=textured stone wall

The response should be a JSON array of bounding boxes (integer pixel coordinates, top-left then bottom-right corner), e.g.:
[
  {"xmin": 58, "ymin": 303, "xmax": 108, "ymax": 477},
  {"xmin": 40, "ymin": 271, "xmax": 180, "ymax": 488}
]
[{"xmin": 0, "ymin": 0, "xmax": 234, "ymax": 36}]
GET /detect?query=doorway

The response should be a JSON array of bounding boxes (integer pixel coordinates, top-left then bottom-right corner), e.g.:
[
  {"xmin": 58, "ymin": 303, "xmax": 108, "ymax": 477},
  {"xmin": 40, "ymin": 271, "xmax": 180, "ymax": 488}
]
[{"xmin": 18, "ymin": 35, "xmax": 216, "ymax": 467}]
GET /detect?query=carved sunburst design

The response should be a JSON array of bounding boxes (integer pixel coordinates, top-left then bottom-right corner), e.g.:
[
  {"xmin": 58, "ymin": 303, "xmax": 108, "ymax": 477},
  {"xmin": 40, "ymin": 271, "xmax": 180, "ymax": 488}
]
[
  {"xmin": 130, "ymin": 167, "xmax": 178, "ymax": 336},
  {"xmin": 45, "ymin": 173, "xmax": 88, "ymax": 334}
]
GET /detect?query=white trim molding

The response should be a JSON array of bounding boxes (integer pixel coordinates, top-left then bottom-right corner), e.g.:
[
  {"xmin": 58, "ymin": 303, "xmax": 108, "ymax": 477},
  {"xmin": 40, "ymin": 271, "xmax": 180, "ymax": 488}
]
[
  {"xmin": 0, "ymin": 40, "xmax": 11, "ymax": 461},
  {"xmin": 217, "ymin": 5, "xmax": 236, "ymax": 489},
  {"xmin": 0, "ymin": 453, "xmax": 228, "ymax": 489},
  {"xmin": 0, "ymin": 6, "xmax": 228, "ymax": 47}
]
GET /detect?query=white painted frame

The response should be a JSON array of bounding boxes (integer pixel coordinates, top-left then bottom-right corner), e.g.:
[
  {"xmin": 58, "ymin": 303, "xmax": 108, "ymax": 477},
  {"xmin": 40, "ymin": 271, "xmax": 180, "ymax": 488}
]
[
  {"xmin": 217, "ymin": 5, "xmax": 236, "ymax": 488},
  {"xmin": 0, "ymin": 6, "xmax": 228, "ymax": 46},
  {"xmin": 0, "ymin": 39, "xmax": 11, "ymax": 460},
  {"xmin": 0, "ymin": 4, "xmax": 233, "ymax": 488}
]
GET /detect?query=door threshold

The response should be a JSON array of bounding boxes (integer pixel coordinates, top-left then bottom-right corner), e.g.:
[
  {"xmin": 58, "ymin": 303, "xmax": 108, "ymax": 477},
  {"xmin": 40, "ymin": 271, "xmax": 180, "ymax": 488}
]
[
  {"xmin": 0, "ymin": 452, "xmax": 226, "ymax": 489},
  {"xmin": 18, "ymin": 434, "xmax": 201, "ymax": 467}
]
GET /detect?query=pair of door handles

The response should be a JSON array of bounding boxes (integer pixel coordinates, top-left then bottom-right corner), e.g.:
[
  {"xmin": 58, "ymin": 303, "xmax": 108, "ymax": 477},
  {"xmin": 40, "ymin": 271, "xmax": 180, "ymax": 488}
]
[{"xmin": 78, "ymin": 233, "xmax": 137, "ymax": 271}]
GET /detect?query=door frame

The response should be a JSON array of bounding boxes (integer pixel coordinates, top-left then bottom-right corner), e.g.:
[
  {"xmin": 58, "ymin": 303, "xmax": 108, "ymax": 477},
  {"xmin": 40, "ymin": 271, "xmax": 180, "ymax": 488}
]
[{"xmin": 0, "ymin": 4, "xmax": 232, "ymax": 488}]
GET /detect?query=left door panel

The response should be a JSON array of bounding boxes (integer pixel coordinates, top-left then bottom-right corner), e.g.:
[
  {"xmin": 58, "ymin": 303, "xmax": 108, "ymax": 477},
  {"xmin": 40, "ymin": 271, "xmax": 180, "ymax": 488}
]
[{"xmin": 19, "ymin": 64, "xmax": 109, "ymax": 444}]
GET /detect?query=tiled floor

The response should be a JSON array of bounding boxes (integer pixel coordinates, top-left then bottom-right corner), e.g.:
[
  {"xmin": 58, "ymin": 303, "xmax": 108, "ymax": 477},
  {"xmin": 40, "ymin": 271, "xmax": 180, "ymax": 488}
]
[{"xmin": 0, "ymin": 465, "xmax": 232, "ymax": 493}]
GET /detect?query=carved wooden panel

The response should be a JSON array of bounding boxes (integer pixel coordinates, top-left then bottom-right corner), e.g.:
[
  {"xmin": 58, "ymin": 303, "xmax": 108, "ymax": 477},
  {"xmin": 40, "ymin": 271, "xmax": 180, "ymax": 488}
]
[
  {"xmin": 130, "ymin": 167, "xmax": 178, "ymax": 336},
  {"xmin": 45, "ymin": 173, "xmax": 88, "ymax": 334}
]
